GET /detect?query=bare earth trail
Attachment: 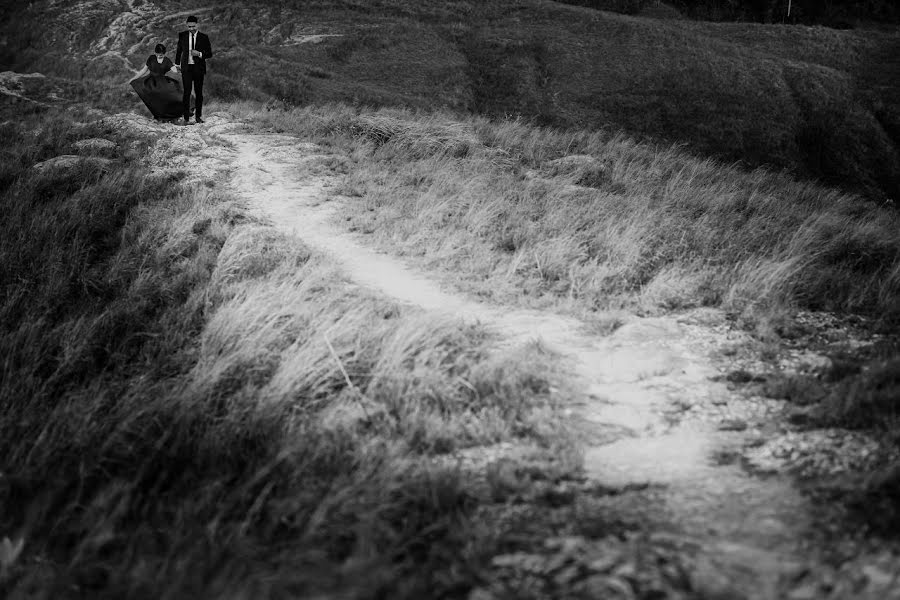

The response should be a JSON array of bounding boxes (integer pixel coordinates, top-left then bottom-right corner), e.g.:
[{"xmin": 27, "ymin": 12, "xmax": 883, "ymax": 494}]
[
  {"xmin": 210, "ymin": 120, "xmax": 811, "ymax": 597},
  {"xmin": 129, "ymin": 112, "xmax": 896, "ymax": 599}
]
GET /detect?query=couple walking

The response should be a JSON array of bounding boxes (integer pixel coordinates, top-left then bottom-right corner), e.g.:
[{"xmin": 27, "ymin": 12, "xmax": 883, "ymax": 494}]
[{"xmin": 129, "ymin": 15, "xmax": 212, "ymax": 124}]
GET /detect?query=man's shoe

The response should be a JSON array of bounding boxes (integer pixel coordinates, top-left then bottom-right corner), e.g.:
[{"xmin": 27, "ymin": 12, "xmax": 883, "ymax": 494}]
[{"xmin": 196, "ymin": 118, "xmax": 204, "ymax": 124}]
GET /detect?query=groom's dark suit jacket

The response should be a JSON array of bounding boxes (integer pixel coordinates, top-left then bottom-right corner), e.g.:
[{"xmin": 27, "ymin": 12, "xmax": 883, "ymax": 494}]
[{"xmin": 175, "ymin": 30, "xmax": 213, "ymax": 73}]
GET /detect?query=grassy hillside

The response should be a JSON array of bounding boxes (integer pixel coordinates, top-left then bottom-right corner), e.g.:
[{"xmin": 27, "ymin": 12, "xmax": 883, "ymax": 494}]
[
  {"xmin": 2, "ymin": 1, "xmax": 900, "ymax": 595},
  {"xmin": 2, "ymin": 0, "xmax": 898, "ymax": 200},
  {"xmin": 1, "ymin": 96, "xmax": 897, "ymax": 596},
  {"xmin": 0, "ymin": 102, "xmax": 611, "ymax": 599},
  {"xmin": 233, "ymin": 101, "xmax": 900, "ymax": 329}
]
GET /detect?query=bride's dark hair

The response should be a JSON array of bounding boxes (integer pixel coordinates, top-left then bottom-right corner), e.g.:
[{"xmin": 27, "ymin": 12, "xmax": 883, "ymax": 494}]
[{"xmin": 155, "ymin": 43, "xmax": 166, "ymax": 54}]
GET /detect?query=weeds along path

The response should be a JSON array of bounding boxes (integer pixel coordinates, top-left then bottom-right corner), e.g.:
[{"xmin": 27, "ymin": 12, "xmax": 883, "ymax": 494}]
[{"xmin": 180, "ymin": 114, "xmax": 832, "ymax": 598}]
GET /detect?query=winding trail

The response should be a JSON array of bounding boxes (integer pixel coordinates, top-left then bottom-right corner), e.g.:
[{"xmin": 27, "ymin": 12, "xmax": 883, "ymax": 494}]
[
  {"xmin": 111, "ymin": 111, "xmax": 900, "ymax": 598},
  {"xmin": 196, "ymin": 120, "xmax": 819, "ymax": 598}
]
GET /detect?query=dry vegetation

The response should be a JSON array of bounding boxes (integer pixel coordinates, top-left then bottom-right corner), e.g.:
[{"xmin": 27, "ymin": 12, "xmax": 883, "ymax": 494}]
[
  {"xmin": 2, "ymin": 96, "xmax": 897, "ymax": 596},
  {"xmin": 233, "ymin": 98, "xmax": 900, "ymax": 539},
  {"xmin": 0, "ymin": 105, "xmax": 616, "ymax": 598},
  {"xmin": 236, "ymin": 102, "xmax": 900, "ymax": 327},
  {"xmin": 2, "ymin": 0, "xmax": 900, "ymax": 595}
]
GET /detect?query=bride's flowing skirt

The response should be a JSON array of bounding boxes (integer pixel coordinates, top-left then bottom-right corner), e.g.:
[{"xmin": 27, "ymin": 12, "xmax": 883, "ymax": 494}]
[{"xmin": 130, "ymin": 74, "xmax": 193, "ymax": 120}]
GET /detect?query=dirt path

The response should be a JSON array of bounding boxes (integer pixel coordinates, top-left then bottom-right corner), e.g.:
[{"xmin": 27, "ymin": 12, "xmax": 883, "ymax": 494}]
[
  {"xmin": 207, "ymin": 121, "xmax": 812, "ymax": 595},
  {"xmin": 129, "ymin": 112, "xmax": 897, "ymax": 599}
]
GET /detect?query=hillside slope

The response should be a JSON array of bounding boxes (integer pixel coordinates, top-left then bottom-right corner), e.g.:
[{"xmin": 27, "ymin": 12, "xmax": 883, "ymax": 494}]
[{"xmin": 1, "ymin": 0, "xmax": 898, "ymax": 199}]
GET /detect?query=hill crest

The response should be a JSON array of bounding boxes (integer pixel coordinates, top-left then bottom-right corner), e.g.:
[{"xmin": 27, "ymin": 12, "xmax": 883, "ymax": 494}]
[{"xmin": 1, "ymin": 0, "xmax": 898, "ymax": 199}]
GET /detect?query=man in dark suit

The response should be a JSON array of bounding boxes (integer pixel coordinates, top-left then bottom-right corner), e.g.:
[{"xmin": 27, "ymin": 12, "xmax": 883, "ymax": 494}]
[{"xmin": 174, "ymin": 15, "xmax": 212, "ymax": 124}]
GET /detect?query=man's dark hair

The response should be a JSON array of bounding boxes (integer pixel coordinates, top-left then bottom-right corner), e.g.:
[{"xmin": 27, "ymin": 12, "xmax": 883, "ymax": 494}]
[
  {"xmin": 154, "ymin": 43, "xmax": 166, "ymax": 53},
  {"xmin": 186, "ymin": 15, "xmax": 198, "ymax": 23}
]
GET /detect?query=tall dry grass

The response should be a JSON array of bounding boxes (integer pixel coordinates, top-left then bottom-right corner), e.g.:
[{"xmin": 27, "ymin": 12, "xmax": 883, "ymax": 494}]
[
  {"xmin": 0, "ymin": 105, "xmax": 590, "ymax": 599},
  {"xmin": 235, "ymin": 97, "xmax": 900, "ymax": 542},
  {"xmin": 235, "ymin": 102, "xmax": 900, "ymax": 329}
]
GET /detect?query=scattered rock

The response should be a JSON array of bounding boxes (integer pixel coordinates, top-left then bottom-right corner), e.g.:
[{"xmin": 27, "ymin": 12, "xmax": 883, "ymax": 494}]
[
  {"xmin": 718, "ymin": 419, "xmax": 748, "ymax": 432},
  {"xmin": 786, "ymin": 582, "xmax": 821, "ymax": 600},
  {"xmin": 861, "ymin": 564, "xmax": 896, "ymax": 588},
  {"xmin": 0, "ymin": 70, "xmax": 45, "ymax": 91},
  {"xmin": 65, "ymin": 105, "xmax": 107, "ymax": 121},
  {"xmin": 467, "ymin": 588, "xmax": 495, "ymax": 600},
  {"xmin": 587, "ymin": 552, "xmax": 620, "ymax": 573},
  {"xmin": 791, "ymin": 352, "xmax": 833, "ymax": 374},
  {"xmin": 206, "ymin": 122, "xmax": 249, "ymax": 136},
  {"xmin": 100, "ymin": 112, "xmax": 170, "ymax": 137},
  {"xmin": 491, "ymin": 552, "xmax": 546, "ymax": 573},
  {"xmin": 581, "ymin": 574, "xmax": 637, "ymax": 599},
  {"xmin": 31, "ymin": 155, "xmax": 113, "ymax": 185},
  {"xmin": 676, "ymin": 307, "xmax": 728, "ymax": 327},
  {"xmin": 610, "ymin": 318, "xmax": 684, "ymax": 344},
  {"xmin": 724, "ymin": 370, "xmax": 758, "ymax": 384},
  {"xmin": 689, "ymin": 555, "xmax": 747, "ymax": 600},
  {"xmin": 742, "ymin": 430, "xmax": 893, "ymax": 478},
  {"xmin": 264, "ymin": 24, "xmax": 288, "ymax": 45},
  {"xmin": 73, "ymin": 137, "xmax": 118, "ymax": 156},
  {"xmin": 0, "ymin": 71, "xmax": 62, "ymax": 105}
]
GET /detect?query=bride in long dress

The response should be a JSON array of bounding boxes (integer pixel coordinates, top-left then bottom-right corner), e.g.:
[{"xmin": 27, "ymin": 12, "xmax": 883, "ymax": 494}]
[{"xmin": 129, "ymin": 43, "xmax": 192, "ymax": 122}]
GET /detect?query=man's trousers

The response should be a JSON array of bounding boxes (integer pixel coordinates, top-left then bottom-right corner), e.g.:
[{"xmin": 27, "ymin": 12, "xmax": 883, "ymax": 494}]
[{"xmin": 181, "ymin": 65, "xmax": 204, "ymax": 120}]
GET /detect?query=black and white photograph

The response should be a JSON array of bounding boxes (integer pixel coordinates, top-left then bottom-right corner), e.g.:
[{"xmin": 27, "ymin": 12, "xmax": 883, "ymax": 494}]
[{"xmin": 0, "ymin": 0, "xmax": 898, "ymax": 598}]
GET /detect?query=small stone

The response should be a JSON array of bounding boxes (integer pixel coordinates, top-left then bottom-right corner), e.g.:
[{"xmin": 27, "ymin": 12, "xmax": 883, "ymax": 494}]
[
  {"xmin": 31, "ymin": 155, "xmax": 113, "ymax": 186},
  {"xmin": 32, "ymin": 154, "xmax": 111, "ymax": 173},
  {"xmin": 73, "ymin": 137, "xmax": 117, "ymax": 155},
  {"xmin": 544, "ymin": 551, "xmax": 571, "ymax": 573},
  {"xmin": 690, "ymin": 556, "xmax": 746, "ymax": 600},
  {"xmin": 545, "ymin": 536, "xmax": 586, "ymax": 555},
  {"xmin": 467, "ymin": 587, "xmax": 496, "ymax": 600},
  {"xmin": 613, "ymin": 560, "xmax": 637, "ymax": 579},
  {"xmin": 787, "ymin": 408, "xmax": 816, "ymax": 426},
  {"xmin": 553, "ymin": 564, "xmax": 582, "ymax": 586},
  {"xmin": 795, "ymin": 352, "xmax": 833, "ymax": 373},
  {"xmin": 861, "ymin": 564, "xmax": 895, "ymax": 588},
  {"xmin": 491, "ymin": 552, "xmax": 542, "ymax": 571},
  {"xmin": 725, "ymin": 369, "xmax": 755, "ymax": 383},
  {"xmin": 718, "ymin": 419, "xmax": 748, "ymax": 432},
  {"xmin": 787, "ymin": 582, "xmax": 821, "ymax": 600},
  {"xmin": 587, "ymin": 552, "xmax": 621, "ymax": 573},
  {"xmin": 263, "ymin": 25, "xmax": 286, "ymax": 45}
]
